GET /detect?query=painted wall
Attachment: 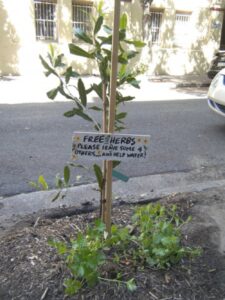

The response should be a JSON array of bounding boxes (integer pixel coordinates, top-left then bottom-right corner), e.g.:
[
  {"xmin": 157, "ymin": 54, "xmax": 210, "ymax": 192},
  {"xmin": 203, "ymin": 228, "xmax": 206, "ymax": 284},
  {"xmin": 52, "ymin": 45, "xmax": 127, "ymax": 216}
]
[
  {"xmin": 0, "ymin": 0, "xmax": 141, "ymax": 76},
  {"xmin": 0, "ymin": 0, "xmax": 225, "ymax": 76},
  {"xmin": 0, "ymin": 0, "xmax": 36, "ymax": 75},
  {"xmin": 142, "ymin": 0, "xmax": 225, "ymax": 75}
]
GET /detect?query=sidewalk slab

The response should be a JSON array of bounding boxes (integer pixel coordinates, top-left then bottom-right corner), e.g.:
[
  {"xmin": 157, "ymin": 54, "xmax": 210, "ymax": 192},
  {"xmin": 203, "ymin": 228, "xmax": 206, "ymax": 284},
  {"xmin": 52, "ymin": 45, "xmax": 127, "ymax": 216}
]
[{"xmin": 0, "ymin": 74, "xmax": 208, "ymax": 104}]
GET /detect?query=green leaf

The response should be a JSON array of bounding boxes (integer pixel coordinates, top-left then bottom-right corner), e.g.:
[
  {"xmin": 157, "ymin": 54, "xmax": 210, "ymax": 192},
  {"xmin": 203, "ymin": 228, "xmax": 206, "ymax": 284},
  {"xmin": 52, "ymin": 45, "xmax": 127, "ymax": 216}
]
[
  {"xmin": 94, "ymin": 123, "xmax": 101, "ymax": 131},
  {"xmin": 98, "ymin": 35, "xmax": 112, "ymax": 45},
  {"xmin": 75, "ymin": 28, "xmax": 93, "ymax": 44},
  {"xmin": 127, "ymin": 78, "xmax": 140, "ymax": 89},
  {"xmin": 58, "ymin": 84, "xmax": 75, "ymax": 100},
  {"xmin": 97, "ymin": 0, "xmax": 104, "ymax": 15},
  {"xmin": 120, "ymin": 13, "xmax": 128, "ymax": 30},
  {"xmin": 69, "ymin": 44, "xmax": 95, "ymax": 59},
  {"xmin": 116, "ymin": 112, "xmax": 127, "ymax": 120},
  {"xmin": 64, "ymin": 109, "xmax": 77, "ymax": 117},
  {"xmin": 48, "ymin": 239, "xmax": 68, "ymax": 254},
  {"xmin": 99, "ymin": 29, "xmax": 126, "ymax": 45},
  {"xmin": 102, "ymin": 48, "xmax": 111, "ymax": 58},
  {"xmin": 118, "ymin": 55, "xmax": 128, "ymax": 65},
  {"xmin": 30, "ymin": 175, "xmax": 49, "ymax": 191},
  {"xmin": 69, "ymin": 162, "xmax": 89, "ymax": 170},
  {"xmin": 38, "ymin": 175, "xmax": 48, "ymax": 190},
  {"xmin": 126, "ymin": 278, "xmax": 137, "ymax": 292},
  {"xmin": 115, "ymin": 125, "xmax": 126, "ymax": 132},
  {"xmin": 152, "ymin": 248, "xmax": 167, "ymax": 257},
  {"xmin": 94, "ymin": 219, "xmax": 106, "ymax": 233},
  {"xmin": 86, "ymin": 273, "xmax": 99, "ymax": 287},
  {"xmin": 77, "ymin": 110, "xmax": 93, "ymax": 122},
  {"xmin": 64, "ymin": 108, "xmax": 92, "ymax": 122},
  {"xmin": 127, "ymin": 50, "xmax": 139, "ymax": 59},
  {"xmin": 124, "ymin": 40, "xmax": 146, "ymax": 48},
  {"xmin": 55, "ymin": 175, "xmax": 63, "ymax": 189},
  {"xmin": 48, "ymin": 44, "xmax": 55, "ymax": 60},
  {"xmin": 112, "ymin": 160, "xmax": 121, "ymax": 168},
  {"xmin": 94, "ymin": 16, "xmax": 103, "ymax": 35},
  {"xmin": 64, "ymin": 66, "xmax": 79, "ymax": 84},
  {"xmin": 99, "ymin": 56, "xmax": 109, "ymax": 80},
  {"xmin": 44, "ymin": 70, "xmax": 51, "ymax": 77},
  {"xmin": 47, "ymin": 52, "xmax": 54, "ymax": 66},
  {"xmin": 47, "ymin": 87, "xmax": 59, "ymax": 100},
  {"xmin": 89, "ymin": 106, "xmax": 102, "ymax": 111},
  {"xmin": 64, "ymin": 165, "xmax": 70, "ymax": 185},
  {"xmin": 54, "ymin": 54, "xmax": 65, "ymax": 68},
  {"xmin": 92, "ymin": 83, "xmax": 103, "ymax": 98},
  {"xmin": 78, "ymin": 78, "xmax": 87, "ymax": 107},
  {"xmin": 64, "ymin": 278, "xmax": 82, "ymax": 295},
  {"xmin": 119, "ymin": 29, "xmax": 126, "ymax": 41},
  {"xmin": 118, "ymin": 64, "xmax": 127, "ymax": 78},
  {"xmin": 103, "ymin": 25, "xmax": 112, "ymax": 34},
  {"xmin": 117, "ymin": 96, "xmax": 135, "ymax": 103},
  {"xmin": 39, "ymin": 55, "xmax": 58, "ymax": 77},
  {"xmin": 29, "ymin": 181, "xmax": 39, "ymax": 190},
  {"xmin": 77, "ymin": 265, "xmax": 85, "ymax": 277},
  {"xmin": 51, "ymin": 191, "xmax": 61, "ymax": 202},
  {"xmin": 93, "ymin": 164, "xmax": 103, "ymax": 189}
]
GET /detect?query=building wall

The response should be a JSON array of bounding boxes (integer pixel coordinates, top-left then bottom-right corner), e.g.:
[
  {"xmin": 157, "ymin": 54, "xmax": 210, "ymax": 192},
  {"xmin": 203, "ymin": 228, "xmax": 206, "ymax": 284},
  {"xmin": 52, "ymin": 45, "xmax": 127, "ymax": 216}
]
[
  {"xmin": 0, "ymin": 0, "xmax": 225, "ymax": 76},
  {"xmin": 142, "ymin": 0, "xmax": 225, "ymax": 75},
  {"xmin": 0, "ymin": 0, "xmax": 142, "ymax": 76},
  {"xmin": 0, "ymin": 0, "xmax": 36, "ymax": 75}
]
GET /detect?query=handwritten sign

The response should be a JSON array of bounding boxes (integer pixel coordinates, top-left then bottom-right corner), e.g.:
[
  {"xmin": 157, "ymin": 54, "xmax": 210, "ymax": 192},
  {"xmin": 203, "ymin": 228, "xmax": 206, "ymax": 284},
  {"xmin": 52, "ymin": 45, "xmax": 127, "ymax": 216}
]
[{"xmin": 72, "ymin": 132, "xmax": 150, "ymax": 161}]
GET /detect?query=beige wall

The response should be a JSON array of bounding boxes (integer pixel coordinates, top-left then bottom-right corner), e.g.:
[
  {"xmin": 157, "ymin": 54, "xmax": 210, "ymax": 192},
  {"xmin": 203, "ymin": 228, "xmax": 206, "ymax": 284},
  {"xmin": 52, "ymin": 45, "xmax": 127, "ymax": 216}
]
[
  {"xmin": 142, "ymin": 0, "xmax": 225, "ymax": 75},
  {"xmin": 0, "ymin": 0, "xmax": 36, "ymax": 75},
  {"xmin": 0, "ymin": 0, "xmax": 225, "ymax": 76}
]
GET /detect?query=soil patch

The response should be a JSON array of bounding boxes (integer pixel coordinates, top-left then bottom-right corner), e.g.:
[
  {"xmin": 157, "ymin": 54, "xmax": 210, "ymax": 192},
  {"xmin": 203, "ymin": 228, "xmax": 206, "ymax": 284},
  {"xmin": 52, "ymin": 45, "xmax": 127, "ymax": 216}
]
[{"xmin": 0, "ymin": 191, "xmax": 225, "ymax": 299}]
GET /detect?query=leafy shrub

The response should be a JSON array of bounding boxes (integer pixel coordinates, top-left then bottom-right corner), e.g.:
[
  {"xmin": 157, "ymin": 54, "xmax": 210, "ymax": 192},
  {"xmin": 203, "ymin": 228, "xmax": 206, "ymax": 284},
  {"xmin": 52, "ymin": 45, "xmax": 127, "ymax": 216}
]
[{"xmin": 49, "ymin": 203, "xmax": 201, "ymax": 295}]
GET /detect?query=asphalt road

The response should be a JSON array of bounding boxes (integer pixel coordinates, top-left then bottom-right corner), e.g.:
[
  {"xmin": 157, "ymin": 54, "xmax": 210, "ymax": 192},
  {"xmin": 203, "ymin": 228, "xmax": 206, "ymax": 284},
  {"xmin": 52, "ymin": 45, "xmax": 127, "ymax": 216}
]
[{"xmin": 1, "ymin": 98, "xmax": 225, "ymax": 197}]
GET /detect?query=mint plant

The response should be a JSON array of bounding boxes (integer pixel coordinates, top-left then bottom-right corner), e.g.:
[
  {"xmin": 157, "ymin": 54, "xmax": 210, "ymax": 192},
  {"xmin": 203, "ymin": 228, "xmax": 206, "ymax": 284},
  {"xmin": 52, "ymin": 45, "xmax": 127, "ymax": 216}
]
[
  {"xmin": 49, "ymin": 203, "xmax": 200, "ymax": 296},
  {"xmin": 49, "ymin": 219, "xmax": 106, "ymax": 295},
  {"xmin": 39, "ymin": 3, "xmax": 145, "ymax": 221},
  {"xmin": 49, "ymin": 218, "xmax": 137, "ymax": 295},
  {"xmin": 132, "ymin": 204, "xmax": 201, "ymax": 268}
]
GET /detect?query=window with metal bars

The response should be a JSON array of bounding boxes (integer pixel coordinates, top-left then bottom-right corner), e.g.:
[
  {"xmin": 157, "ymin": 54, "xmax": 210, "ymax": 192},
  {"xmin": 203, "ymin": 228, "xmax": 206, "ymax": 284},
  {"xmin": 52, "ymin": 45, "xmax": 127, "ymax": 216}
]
[
  {"xmin": 34, "ymin": 0, "xmax": 57, "ymax": 41},
  {"xmin": 174, "ymin": 12, "xmax": 191, "ymax": 47},
  {"xmin": 149, "ymin": 10, "xmax": 163, "ymax": 44},
  {"xmin": 72, "ymin": 1, "xmax": 93, "ymax": 37}
]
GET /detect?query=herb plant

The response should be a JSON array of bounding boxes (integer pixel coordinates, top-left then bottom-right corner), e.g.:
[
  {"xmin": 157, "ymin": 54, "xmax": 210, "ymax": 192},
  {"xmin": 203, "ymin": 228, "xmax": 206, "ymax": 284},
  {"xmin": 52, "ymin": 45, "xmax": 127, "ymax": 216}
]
[
  {"xmin": 49, "ymin": 203, "xmax": 201, "ymax": 295},
  {"xmin": 132, "ymin": 204, "xmax": 201, "ymax": 268}
]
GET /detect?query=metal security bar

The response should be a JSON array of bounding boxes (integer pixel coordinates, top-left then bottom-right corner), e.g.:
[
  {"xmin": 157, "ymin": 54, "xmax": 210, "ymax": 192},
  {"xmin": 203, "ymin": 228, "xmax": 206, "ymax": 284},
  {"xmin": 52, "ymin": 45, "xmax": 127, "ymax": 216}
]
[
  {"xmin": 34, "ymin": 0, "xmax": 57, "ymax": 41},
  {"xmin": 176, "ymin": 13, "xmax": 191, "ymax": 24},
  {"xmin": 175, "ymin": 12, "xmax": 191, "ymax": 47},
  {"xmin": 72, "ymin": 2, "xmax": 92, "ymax": 35},
  {"xmin": 149, "ymin": 11, "xmax": 163, "ymax": 44}
]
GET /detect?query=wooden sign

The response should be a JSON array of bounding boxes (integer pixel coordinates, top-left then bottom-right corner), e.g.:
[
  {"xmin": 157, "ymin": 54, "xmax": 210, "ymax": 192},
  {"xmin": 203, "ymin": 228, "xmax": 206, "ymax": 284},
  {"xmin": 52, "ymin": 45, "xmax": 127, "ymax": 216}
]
[{"xmin": 72, "ymin": 132, "xmax": 150, "ymax": 161}]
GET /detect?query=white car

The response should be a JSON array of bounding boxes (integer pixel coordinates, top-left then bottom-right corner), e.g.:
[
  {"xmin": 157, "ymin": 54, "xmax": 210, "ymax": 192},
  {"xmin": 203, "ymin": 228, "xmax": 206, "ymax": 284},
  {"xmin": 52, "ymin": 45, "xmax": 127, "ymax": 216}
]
[{"xmin": 208, "ymin": 68, "xmax": 225, "ymax": 117}]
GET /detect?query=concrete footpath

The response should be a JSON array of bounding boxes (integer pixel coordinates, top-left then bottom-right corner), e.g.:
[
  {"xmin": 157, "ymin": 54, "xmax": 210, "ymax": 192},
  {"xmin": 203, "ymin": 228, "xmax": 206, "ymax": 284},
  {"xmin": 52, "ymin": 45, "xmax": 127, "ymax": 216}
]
[{"xmin": 0, "ymin": 73, "xmax": 210, "ymax": 104}]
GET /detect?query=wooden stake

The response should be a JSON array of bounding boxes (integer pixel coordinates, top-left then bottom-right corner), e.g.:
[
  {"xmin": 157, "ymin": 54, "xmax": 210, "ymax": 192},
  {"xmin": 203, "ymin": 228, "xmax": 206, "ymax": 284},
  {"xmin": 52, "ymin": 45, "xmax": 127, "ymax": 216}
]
[
  {"xmin": 104, "ymin": 0, "xmax": 121, "ymax": 233},
  {"xmin": 101, "ymin": 82, "xmax": 107, "ymax": 221}
]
